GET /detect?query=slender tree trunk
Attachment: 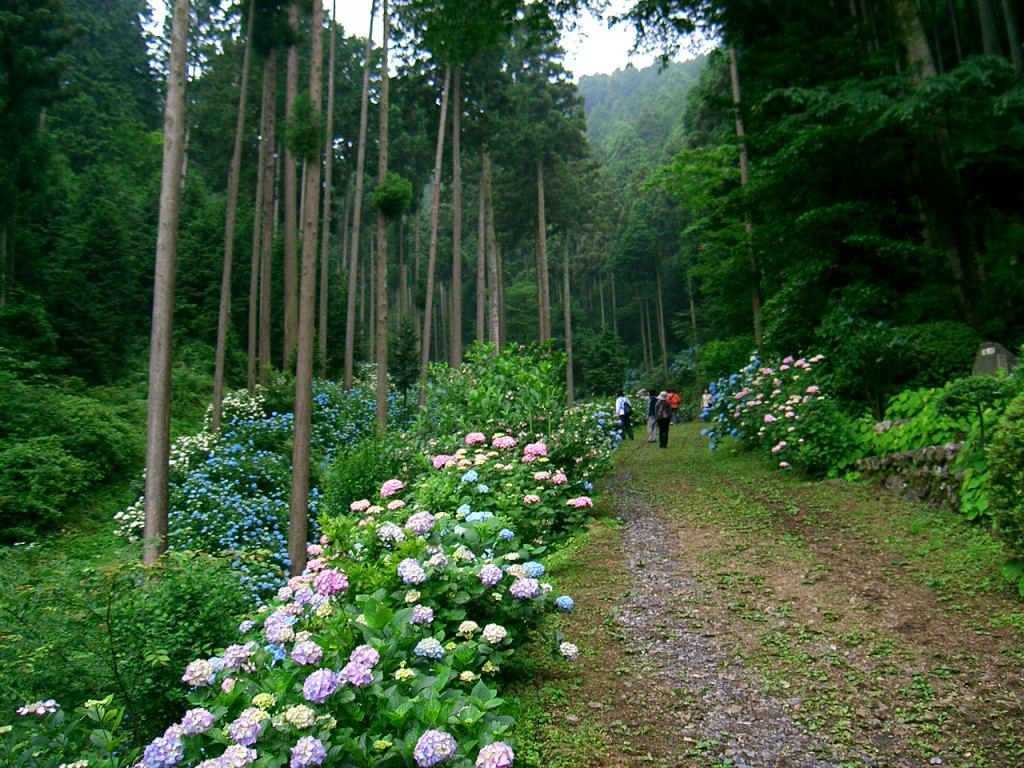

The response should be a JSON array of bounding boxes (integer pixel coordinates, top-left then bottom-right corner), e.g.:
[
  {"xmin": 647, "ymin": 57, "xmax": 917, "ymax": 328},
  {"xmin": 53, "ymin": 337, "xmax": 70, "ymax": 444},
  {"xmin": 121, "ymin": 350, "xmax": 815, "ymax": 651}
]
[
  {"xmin": 289, "ymin": 0, "xmax": 325, "ymax": 577},
  {"xmin": 213, "ymin": 3, "xmax": 254, "ymax": 432},
  {"xmin": 536, "ymin": 159, "xmax": 551, "ymax": 342},
  {"xmin": 563, "ymin": 234, "xmax": 574, "ymax": 405},
  {"xmin": 450, "ymin": 66, "xmax": 463, "ymax": 366},
  {"xmin": 1001, "ymin": 0, "xmax": 1023, "ymax": 73},
  {"xmin": 656, "ymin": 267, "xmax": 668, "ymax": 374},
  {"xmin": 639, "ymin": 302, "xmax": 649, "ymax": 373},
  {"xmin": 947, "ymin": 0, "xmax": 965, "ymax": 64},
  {"xmin": 258, "ymin": 52, "xmax": 278, "ymax": 385},
  {"xmin": 417, "ymin": 65, "xmax": 451, "ymax": 408},
  {"xmin": 143, "ymin": 0, "xmax": 190, "ymax": 566},
  {"xmin": 610, "ymin": 277, "xmax": 617, "ymax": 336},
  {"xmin": 687, "ymin": 266, "xmax": 701, "ymax": 398},
  {"xmin": 977, "ymin": 0, "xmax": 1003, "ymax": 54},
  {"xmin": 483, "ymin": 150, "xmax": 500, "ymax": 349},
  {"xmin": 397, "ymin": 214, "xmax": 407, "ymax": 320},
  {"xmin": 476, "ymin": 173, "xmax": 485, "ymax": 342},
  {"xmin": 247, "ymin": 75, "xmax": 267, "ymax": 394},
  {"xmin": 599, "ymin": 279, "xmax": 605, "ymax": 329},
  {"xmin": 339, "ymin": 174, "xmax": 352, "ymax": 278},
  {"xmin": 344, "ymin": 2, "xmax": 375, "ymax": 390},
  {"xmin": 318, "ymin": 8, "xmax": 337, "ymax": 379},
  {"xmin": 282, "ymin": 3, "xmax": 300, "ymax": 371},
  {"xmin": 375, "ymin": 0, "xmax": 390, "ymax": 430},
  {"xmin": 729, "ymin": 45, "xmax": 763, "ymax": 350}
]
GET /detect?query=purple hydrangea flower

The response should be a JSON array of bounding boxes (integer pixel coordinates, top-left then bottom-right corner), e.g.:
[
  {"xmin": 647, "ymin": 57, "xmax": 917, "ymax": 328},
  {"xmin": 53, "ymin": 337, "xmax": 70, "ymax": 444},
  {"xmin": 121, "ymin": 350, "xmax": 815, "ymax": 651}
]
[
  {"xmin": 339, "ymin": 660, "xmax": 373, "ymax": 687},
  {"xmin": 412, "ymin": 605, "xmax": 435, "ymax": 625},
  {"xmin": 291, "ymin": 640, "xmax": 324, "ymax": 666},
  {"xmin": 180, "ymin": 707, "xmax": 215, "ymax": 735},
  {"xmin": 181, "ymin": 659, "xmax": 216, "ymax": 687},
  {"xmin": 498, "ymin": 529, "xmax": 515, "ymax": 540},
  {"xmin": 15, "ymin": 699, "xmax": 58, "ymax": 716},
  {"xmin": 509, "ymin": 577, "xmax": 540, "ymax": 599},
  {"xmin": 476, "ymin": 742, "xmax": 515, "ymax": 768},
  {"xmin": 313, "ymin": 568, "xmax": 348, "ymax": 596},
  {"xmin": 414, "ymin": 729, "xmax": 457, "ymax": 767},
  {"xmin": 413, "ymin": 638, "xmax": 445, "ymax": 660},
  {"xmin": 404, "ymin": 511, "xmax": 437, "ymax": 535},
  {"xmin": 290, "ymin": 736, "xmax": 328, "ymax": 768},
  {"xmin": 222, "ymin": 642, "xmax": 257, "ymax": 671},
  {"xmin": 349, "ymin": 644, "xmax": 380, "ymax": 667},
  {"xmin": 302, "ymin": 669, "xmax": 339, "ymax": 704},
  {"xmin": 226, "ymin": 708, "xmax": 265, "ymax": 747},
  {"xmin": 398, "ymin": 558, "xmax": 427, "ymax": 585},
  {"xmin": 144, "ymin": 736, "xmax": 184, "ymax": 768},
  {"xmin": 478, "ymin": 564, "xmax": 503, "ymax": 587}
]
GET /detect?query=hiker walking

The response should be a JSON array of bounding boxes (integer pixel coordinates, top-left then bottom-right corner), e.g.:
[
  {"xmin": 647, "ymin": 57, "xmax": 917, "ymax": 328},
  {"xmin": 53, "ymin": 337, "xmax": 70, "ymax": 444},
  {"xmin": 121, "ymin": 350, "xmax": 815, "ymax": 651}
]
[
  {"xmin": 655, "ymin": 391, "xmax": 672, "ymax": 448},
  {"xmin": 615, "ymin": 389, "xmax": 634, "ymax": 440}
]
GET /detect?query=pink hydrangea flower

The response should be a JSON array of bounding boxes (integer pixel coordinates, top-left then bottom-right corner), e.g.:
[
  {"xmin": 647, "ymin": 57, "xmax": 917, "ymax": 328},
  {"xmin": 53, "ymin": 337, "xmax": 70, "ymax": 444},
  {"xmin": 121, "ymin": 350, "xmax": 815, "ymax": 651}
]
[
  {"xmin": 350, "ymin": 499, "xmax": 371, "ymax": 512},
  {"xmin": 432, "ymin": 454, "xmax": 453, "ymax": 469},
  {"xmin": 533, "ymin": 470, "xmax": 551, "ymax": 481},
  {"xmin": 381, "ymin": 479, "xmax": 406, "ymax": 498},
  {"xmin": 313, "ymin": 568, "xmax": 348, "ymax": 596},
  {"xmin": 476, "ymin": 742, "xmax": 515, "ymax": 768},
  {"xmin": 806, "ymin": 385, "xmax": 820, "ymax": 394},
  {"xmin": 764, "ymin": 414, "xmax": 776, "ymax": 423},
  {"xmin": 567, "ymin": 496, "xmax": 593, "ymax": 508},
  {"xmin": 551, "ymin": 472, "xmax": 567, "ymax": 485},
  {"xmin": 306, "ymin": 543, "xmax": 323, "ymax": 557},
  {"xmin": 524, "ymin": 442, "xmax": 547, "ymax": 457},
  {"xmin": 465, "ymin": 432, "xmax": 487, "ymax": 445},
  {"xmin": 492, "ymin": 435, "xmax": 517, "ymax": 449},
  {"xmin": 523, "ymin": 494, "xmax": 541, "ymax": 504}
]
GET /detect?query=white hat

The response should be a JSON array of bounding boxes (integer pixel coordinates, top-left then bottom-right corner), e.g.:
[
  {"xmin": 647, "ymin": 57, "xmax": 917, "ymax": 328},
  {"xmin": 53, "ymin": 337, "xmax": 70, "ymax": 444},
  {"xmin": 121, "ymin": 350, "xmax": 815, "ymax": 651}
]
[{"xmin": 658, "ymin": 391, "xmax": 668, "ymax": 400}]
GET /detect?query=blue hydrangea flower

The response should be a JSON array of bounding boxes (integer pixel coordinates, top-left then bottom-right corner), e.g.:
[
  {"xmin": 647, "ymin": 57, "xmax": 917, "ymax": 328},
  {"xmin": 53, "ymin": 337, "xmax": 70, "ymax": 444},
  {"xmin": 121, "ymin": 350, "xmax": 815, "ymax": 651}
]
[
  {"xmin": 413, "ymin": 638, "xmax": 445, "ymax": 660},
  {"xmin": 460, "ymin": 469, "xmax": 479, "ymax": 483},
  {"xmin": 498, "ymin": 528, "xmax": 515, "ymax": 540},
  {"xmin": 477, "ymin": 484, "xmax": 490, "ymax": 494},
  {"xmin": 556, "ymin": 595, "xmax": 574, "ymax": 612},
  {"xmin": 522, "ymin": 561, "xmax": 546, "ymax": 578},
  {"xmin": 465, "ymin": 510, "xmax": 493, "ymax": 523},
  {"xmin": 456, "ymin": 503, "xmax": 471, "ymax": 517}
]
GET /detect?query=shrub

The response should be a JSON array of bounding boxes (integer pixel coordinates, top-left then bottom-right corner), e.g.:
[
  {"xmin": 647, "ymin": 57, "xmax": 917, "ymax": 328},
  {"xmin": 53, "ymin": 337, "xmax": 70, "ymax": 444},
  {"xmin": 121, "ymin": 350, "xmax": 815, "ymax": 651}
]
[
  {"xmin": 0, "ymin": 551, "xmax": 248, "ymax": 745},
  {"xmin": 895, "ymin": 321, "xmax": 980, "ymax": 389},
  {"xmin": 0, "ymin": 437, "xmax": 89, "ymax": 542},
  {"xmin": 987, "ymin": 390, "xmax": 1024, "ymax": 590},
  {"xmin": 699, "ymin": 336, "xmax": 756, "ymax": 382},
  {"xmin": 320, "ymin": 432, "xmax": 407, "ymax": 518}
]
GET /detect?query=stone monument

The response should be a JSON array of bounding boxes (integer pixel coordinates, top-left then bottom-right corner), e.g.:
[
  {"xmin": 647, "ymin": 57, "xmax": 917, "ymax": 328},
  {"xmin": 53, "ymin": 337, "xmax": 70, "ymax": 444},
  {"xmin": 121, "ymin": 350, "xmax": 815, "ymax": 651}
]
[{"xmin": 972, "ymin": 341, "xmax": 1020, "ymax": 376}]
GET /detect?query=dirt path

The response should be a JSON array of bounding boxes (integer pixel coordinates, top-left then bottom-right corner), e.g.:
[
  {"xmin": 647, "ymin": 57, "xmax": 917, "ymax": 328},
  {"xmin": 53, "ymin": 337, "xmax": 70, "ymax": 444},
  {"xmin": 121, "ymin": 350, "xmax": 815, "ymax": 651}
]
[{"xmin": 546, "ymin": 424, "xmax": 1024, "ymax": 768}]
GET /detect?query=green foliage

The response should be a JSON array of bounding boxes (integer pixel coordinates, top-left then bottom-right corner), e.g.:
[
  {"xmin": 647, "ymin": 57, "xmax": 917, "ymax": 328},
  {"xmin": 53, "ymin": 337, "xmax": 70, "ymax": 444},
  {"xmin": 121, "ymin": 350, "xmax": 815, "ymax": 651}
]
[
  {"xmin": 0, "ymin": 437, "xmax": 89, "ymax": 541},
  {"xmin": 569, "ymin": 330, "xmax": 627, "ymax": 398},
  {"xmin": 371, "ymin": 171, "xmax": 413, "ymax": 219},
  {"xmin": 285, "ymin": 91, "xmax": 323, "ymax": 161},
  {"xmin": 699, "ymin": 336, "xmax": 756, "ymax": 383},
  {"xmin": 870, "ymin": 387, "xmax": 968, "ymax": 456},
  {"xmin": 420, "ymin": 342, "xmax": 567, "ymax": 438},
  {"xmin": 895, "ymin": 322, "xmax": 980, "ymax": 390},
  {"xmin": 389, "ymin": 316, "xmax": 420, "ymax": 400},
  {"xmin": 0, "ymin": 551, "xmax": 248, "ymax": 745},
  {"xmin": 320, "ymin": 433, "xmax": 406, "ymax": 518},
  {"xmin": 987, "ymin": 390, "xmax": 1024, "ymax": 586},
  {"xmin": 936, "ymin": 375, "xmax": 1019, "ymax": 448}
]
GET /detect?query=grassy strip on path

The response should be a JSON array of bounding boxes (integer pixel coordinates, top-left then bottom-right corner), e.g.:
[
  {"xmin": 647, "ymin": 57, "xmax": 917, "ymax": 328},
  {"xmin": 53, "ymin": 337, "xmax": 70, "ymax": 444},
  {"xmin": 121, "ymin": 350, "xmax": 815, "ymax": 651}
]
[{"xmin": 507, "ymin": 422, "xmax": 1024, "ymax": 768}]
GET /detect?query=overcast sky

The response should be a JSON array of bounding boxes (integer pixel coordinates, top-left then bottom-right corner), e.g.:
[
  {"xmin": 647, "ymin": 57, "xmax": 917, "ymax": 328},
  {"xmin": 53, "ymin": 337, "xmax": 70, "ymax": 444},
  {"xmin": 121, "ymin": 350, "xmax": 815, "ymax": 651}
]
[{"xmin": 148, "ymin": 0, "xmax": 678, "ymax": 79}]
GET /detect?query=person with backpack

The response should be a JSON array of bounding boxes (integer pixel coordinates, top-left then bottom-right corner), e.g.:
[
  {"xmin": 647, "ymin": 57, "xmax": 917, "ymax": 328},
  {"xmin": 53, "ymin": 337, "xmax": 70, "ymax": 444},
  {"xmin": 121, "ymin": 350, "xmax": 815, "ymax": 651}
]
[
  {"xmin": 615, "ymin": 389, "xmax": 634, "ymax": 440},
  {"xmin": 655, "ymin": 390, "xmax": 673, "ymax": 448},
  {"xmin": 667, "ymin": 390, "xmax": 682, "ymax": 424}
]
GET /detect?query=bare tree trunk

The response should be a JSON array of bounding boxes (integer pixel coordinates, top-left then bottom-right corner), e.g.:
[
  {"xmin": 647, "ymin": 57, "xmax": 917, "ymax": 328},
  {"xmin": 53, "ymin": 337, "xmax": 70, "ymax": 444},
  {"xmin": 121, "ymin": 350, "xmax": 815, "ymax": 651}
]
[
  {"xmin": 213, "ymin": 3, "xmax": 254, "ymax": 432},
  {"xmin": 687, "ymin": 266, "xmax": 701, "ymax": 399},
  {"xmin": 247, "ymin": 73, "xmax": 267, "ymax": 394},
  {"xmin": 476, "ymin": 173, "xmax": 485, "ymax": 342},
  {"xmin": 289, "ymin": 0, "xmax": 324, "ymax": 577},
  {"xmin": 599, "ymin": 279, "xmax": 605, "ymax": 329},
  {"xmin": 536, "ymin": 159, "xmax": 551, "ymax": 342},
  {"xmin": 656, "ymin": 267, "xmax": 668, "ymax": 374},
  {"xmin": 947, "ymin": 0, "xmax": 965, "ymax": 64},
  {"xmin": 977, "ymin": 0, "xmax": 1003, "ymax": 54},
  {"xmin": 375, "ymin": 0, "xmax": 390, "ymax": 430},
  {"xmin": 339, "ymin": 174, "xmax": 351, "ymax": 278},
  {"xmin": 143, "ymin": 0, "xmax": 190, "ymax": 566},
  {"xmin": 282, "ymin": 3, "xmax": 300, "ymax": 371},
  {"xmin": 258, "ymin": 52, "xmax": 278, "ymax": 386},
  {"xmin": 729, "ymin": 46, "xmax": 763, "ymax": 350},
  {"xmin": 344, "ymin": 2, "xmax": 375, "ymax": 390},
  {"xmin": 417, "ymin": 65, "xmax": 451, "ymax": 409},
  {"xmin": 318, "ymin": 7, "xmax": 337, "ymax": 379},
  {"xmin": 483, "ymin": 151, "xmax": 500, "ymax": 349},
  {"xmin": 397, "ymin": 214, "xmax": 407, "ymax": 320},
  {"xmin": 563, "ymin": 234, "xmax": 574, "ymax": 405},
  {"xmin": 450, "ymin": 66, "xmax": 463, "ymax": 366},
  {"xmin": 640, "ymin": 302, "xmax": 650, "ymax": 373},
  {"xmin": 1001, "ymin": 0, "xmax": 1023, "ymax": 73},
  {"xmin": 610, "ymin": 277, "xmax": 617, "ymax": 336}
]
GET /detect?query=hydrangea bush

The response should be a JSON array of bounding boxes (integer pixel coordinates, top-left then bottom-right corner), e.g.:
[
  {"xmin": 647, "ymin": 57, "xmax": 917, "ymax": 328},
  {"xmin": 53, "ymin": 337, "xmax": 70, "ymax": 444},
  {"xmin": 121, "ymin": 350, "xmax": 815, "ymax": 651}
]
[
  {"xmin": 701, "ymin": 354, "xmax": 866, "ymax": 478},
  {"xmin": 115, "ymin": 385, "xmax": 411, "ymax": 599}
]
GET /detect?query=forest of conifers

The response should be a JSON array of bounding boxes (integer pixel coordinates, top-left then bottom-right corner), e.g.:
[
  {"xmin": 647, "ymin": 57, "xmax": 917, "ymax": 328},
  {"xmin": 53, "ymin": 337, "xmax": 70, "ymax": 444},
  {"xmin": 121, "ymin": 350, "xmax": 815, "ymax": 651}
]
[{"xmin": 2, "ymin": 0, "xmax": 1024, "ymax": 534}]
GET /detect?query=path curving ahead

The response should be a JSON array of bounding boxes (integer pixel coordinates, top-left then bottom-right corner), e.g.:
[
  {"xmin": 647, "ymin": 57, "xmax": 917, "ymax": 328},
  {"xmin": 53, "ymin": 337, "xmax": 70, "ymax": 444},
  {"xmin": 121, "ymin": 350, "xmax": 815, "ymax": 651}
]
[{"xmin": 546, "ymin": 422, "xmax": 1024, "ymax": 768}]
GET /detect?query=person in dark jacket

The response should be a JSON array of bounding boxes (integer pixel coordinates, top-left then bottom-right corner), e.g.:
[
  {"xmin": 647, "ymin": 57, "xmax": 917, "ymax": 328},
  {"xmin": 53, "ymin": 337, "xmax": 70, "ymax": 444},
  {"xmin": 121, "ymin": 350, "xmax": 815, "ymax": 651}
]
[{"xmin": 655, "ymin": 391, "xmax": 672, "ymax": 448}]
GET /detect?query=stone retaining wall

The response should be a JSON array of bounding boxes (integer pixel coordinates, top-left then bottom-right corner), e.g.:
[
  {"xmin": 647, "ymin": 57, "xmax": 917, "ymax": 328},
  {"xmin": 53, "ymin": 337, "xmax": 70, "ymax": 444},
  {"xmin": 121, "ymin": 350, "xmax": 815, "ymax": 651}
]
[{"xmin": 854, "ymin": 443, "xmax": 963, "ymax": 510}]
